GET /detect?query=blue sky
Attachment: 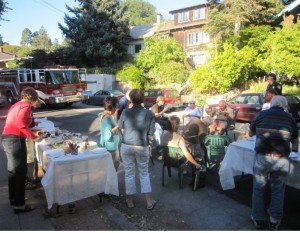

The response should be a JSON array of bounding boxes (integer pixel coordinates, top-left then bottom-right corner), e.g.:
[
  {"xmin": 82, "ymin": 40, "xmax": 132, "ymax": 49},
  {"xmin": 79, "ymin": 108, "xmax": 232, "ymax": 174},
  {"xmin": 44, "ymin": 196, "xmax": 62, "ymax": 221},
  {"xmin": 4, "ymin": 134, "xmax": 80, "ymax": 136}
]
[{"xmin": 0, "ymin": 0, "xmax": 205, "ymax": 46}]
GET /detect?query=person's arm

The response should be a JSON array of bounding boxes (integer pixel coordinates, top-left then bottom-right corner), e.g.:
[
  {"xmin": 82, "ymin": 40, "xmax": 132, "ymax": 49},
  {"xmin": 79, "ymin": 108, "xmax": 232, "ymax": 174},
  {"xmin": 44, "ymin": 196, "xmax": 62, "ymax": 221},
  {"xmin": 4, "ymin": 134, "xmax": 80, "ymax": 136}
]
[
  {"xmin": 248, "ymin": 118, "xmax": 256, "ymax": 137},
  {"xmin": 178, "ymin": 137, "xmax": 200, "ymax": 169},
  {"xmin": 17, "ymin": 106, "xmax": 38, "ymax": 140}
]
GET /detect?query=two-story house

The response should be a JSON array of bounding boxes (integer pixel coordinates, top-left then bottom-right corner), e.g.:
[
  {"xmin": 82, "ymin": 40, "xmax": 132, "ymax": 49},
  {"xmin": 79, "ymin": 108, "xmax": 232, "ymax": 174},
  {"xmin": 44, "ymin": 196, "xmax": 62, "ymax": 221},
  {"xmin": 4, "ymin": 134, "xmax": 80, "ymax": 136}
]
[{"xmin": 156, "ymin": 3, "xmax": 211, "ymax": 67}]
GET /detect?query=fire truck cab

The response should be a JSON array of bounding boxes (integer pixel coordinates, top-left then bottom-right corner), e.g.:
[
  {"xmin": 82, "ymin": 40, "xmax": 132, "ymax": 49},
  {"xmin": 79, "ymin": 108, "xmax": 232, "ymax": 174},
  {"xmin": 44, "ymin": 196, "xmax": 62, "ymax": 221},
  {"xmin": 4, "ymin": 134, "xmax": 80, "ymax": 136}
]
[{"xmin": 0, "ymin": 66, "xmax": 87, "ymax": 106}]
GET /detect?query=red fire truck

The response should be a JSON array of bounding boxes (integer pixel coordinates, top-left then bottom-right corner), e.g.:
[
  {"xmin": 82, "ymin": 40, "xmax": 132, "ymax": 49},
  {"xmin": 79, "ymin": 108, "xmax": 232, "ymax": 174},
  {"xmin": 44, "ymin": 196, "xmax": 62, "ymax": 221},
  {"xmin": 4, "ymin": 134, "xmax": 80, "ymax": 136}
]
[{"xmin": 0, "ymin": 66, "xmax": 87, "ymax": 106}]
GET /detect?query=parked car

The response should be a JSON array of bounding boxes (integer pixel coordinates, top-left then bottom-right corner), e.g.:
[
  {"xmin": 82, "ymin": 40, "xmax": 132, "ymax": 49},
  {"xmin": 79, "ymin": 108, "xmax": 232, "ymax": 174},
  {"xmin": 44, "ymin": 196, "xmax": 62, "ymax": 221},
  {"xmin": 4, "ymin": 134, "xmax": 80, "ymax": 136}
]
[
  {"xmin": 207, "ymin": 93, "xmax": 300, "ymax": 125},
  {"xmin": 86, "ymin": 90, "xmax": 124, "ymax": 105},
  {"xmin": 81, "ymin": 90, "xmax": 94, "ymax": 104},
  {"xmin": 143, "ymin": 88, "xmax": 183, "ymax": 110}
]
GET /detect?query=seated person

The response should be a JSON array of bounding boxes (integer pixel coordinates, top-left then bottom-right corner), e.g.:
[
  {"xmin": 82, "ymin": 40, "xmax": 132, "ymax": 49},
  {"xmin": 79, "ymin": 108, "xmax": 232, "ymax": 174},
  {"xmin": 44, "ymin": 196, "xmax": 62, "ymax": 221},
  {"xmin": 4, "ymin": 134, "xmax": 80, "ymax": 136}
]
[
  {"xmin": 160, "ymin": 116, "xmax": 201, "ymax": 169},
  {"xmin": 206, "ymin": 100, "xmax": 234, "ymax": 135},
  {"xmin": 151, "ymin": 96, "xmax": 169, "ymax": 130},
  {"xmin": 182, "ymin": 116, "xmax": 213, "ymax": 161},
  {"xmin": 183, "ymin": 99, "xmax": 201, "ymax": 124},
  {"xmin": 262, "ymin": 88, "xmax": 277, "ymax": 111}
]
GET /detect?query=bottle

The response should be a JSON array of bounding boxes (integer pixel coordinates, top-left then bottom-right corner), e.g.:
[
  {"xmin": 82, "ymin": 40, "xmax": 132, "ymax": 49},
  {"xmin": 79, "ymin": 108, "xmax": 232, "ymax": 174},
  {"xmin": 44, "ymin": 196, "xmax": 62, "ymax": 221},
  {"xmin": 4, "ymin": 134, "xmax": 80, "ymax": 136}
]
[{"xmin": 85, "ymin": 137, "xmax": 90, "ymax": 150}]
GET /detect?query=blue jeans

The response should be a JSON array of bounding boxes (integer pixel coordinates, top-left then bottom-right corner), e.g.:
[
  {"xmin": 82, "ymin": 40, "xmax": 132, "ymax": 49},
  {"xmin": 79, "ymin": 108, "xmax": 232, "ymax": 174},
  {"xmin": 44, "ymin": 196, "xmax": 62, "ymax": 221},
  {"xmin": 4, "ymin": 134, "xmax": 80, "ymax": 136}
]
[
  {"xmin": 1, "ymin": 135, "xmax": 28, "ymax": 206},
  {"xmin": 252, "ymin": 153, "xmax": 290, "ymax": 221},
  {"xmin": 120, "ymin": 143, "xmax": 152, "ymax": 195}
]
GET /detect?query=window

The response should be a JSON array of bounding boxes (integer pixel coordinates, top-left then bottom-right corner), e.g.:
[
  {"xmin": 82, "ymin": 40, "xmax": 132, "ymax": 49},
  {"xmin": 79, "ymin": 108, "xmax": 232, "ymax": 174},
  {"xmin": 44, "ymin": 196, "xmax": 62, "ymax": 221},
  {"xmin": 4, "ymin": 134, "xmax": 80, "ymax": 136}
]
[
  {"xmin": 191, "ymin": 54, "xmax": 206, "ymax": 65},
  {"xmin": 178, "ymin": 11, "xmax": 189, "ymax": 23},
  {"xmin": 188, "ymin": 32, "xmax": 210, "ymax": 46},
  {"xmin": 135, "ymin": 44, "xmax": 142, "ymax": 53},
  {"xmin": 194, "ymin": 7, "xmax": 206, "ymax": 20}
]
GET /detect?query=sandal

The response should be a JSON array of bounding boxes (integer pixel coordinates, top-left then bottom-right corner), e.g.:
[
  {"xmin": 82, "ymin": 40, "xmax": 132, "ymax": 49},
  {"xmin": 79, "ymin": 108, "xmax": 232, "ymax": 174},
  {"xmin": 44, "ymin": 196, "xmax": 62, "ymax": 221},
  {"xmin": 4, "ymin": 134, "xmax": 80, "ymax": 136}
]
[
  {"xmin": 146, "ymin": 200, "xmax": 157, "ymax": 211},
  {"xmin": 14, "ymin": 204, "xmax": 35, "ymax": 214},
  {"xmin": 126, "ymin": 199, "xmax": 134, "ymax": 209}
]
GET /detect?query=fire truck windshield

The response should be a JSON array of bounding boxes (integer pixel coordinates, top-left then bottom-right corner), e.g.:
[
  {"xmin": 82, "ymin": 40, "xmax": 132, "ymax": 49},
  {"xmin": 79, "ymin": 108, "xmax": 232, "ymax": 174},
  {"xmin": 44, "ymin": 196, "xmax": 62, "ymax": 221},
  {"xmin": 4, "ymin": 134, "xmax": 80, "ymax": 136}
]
[{"xmin": 45, "ymin": 70, "xmax": 80, "ymax": 85}]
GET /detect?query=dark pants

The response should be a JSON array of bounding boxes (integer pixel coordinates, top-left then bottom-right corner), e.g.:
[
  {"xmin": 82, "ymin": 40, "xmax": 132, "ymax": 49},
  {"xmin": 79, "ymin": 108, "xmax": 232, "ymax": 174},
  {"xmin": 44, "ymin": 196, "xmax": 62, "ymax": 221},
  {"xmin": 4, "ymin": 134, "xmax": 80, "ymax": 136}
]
[{"xmin": 2, "ymin": 135, "xmax": 27, "ymax": 206}]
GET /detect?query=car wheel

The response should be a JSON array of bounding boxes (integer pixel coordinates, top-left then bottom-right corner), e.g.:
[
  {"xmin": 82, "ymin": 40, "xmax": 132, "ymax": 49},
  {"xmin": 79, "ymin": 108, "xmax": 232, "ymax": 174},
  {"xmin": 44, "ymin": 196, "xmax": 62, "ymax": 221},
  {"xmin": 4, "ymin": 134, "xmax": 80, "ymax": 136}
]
[{"xmin": 86, "ymin": 99, "xmax": 90, "ymax": 105}]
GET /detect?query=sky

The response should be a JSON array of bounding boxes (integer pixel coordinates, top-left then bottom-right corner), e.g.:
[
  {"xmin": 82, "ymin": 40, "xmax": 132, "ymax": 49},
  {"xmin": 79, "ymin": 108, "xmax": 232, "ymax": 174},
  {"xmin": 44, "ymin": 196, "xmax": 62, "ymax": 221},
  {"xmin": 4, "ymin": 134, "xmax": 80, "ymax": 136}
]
[{"xmin": 0, "ymin": 0, "xmax": 205, "ymax": 46}]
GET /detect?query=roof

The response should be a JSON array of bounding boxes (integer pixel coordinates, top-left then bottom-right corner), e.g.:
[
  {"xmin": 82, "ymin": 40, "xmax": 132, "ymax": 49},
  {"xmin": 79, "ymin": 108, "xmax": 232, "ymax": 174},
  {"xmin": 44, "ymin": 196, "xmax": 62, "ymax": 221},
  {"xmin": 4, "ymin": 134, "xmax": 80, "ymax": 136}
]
[
  {"xmin": 0, "ymin": 49, "xmax": 17, "ymax": 62},
  {"xmin": 273, "ymin": 0, "xmax": 300, "ymax": 24},
  {"xmin": 156, "ymin": 20, "xmax": 208, "ymax": 33},
  {"xmin": 130, "ymin": 24, "xmax": 157, "ymax": 39},
  {"xmin": 169, "ymin": 2, "xmax": 208, "ymax": 14}
]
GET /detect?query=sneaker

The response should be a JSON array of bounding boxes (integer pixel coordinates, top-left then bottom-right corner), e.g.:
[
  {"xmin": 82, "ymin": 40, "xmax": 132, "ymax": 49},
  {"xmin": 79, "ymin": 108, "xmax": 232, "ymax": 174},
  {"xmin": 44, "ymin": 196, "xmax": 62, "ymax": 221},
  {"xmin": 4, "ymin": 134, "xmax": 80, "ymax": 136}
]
[
  {"xmin": 269, "ymin": 220, "xmax": 281, "ymax": 230},
  {"xmin": 251, "ymin": 215, "xmax": 265, "ymax": 230}
]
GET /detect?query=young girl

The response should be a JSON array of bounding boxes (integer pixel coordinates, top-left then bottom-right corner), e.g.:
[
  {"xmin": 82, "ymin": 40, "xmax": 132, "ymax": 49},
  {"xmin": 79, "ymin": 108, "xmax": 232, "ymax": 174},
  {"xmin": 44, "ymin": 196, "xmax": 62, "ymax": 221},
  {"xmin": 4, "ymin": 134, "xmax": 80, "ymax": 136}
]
[{"xmin": 99, "ymin": 96, "xmax": 120, "ymax": 170}]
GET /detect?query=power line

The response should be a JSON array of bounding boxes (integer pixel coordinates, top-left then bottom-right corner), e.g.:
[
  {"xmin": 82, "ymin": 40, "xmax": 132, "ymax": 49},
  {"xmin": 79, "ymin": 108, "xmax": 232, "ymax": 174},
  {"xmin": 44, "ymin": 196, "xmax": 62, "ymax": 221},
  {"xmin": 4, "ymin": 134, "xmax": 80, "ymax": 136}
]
[
  {"xmin": 40, "ymin": 0, "xmax": 66, "ymax": 15},
  {"xmin": 32, "ymin": 0, "xmax": 64, "ymax": 16}
]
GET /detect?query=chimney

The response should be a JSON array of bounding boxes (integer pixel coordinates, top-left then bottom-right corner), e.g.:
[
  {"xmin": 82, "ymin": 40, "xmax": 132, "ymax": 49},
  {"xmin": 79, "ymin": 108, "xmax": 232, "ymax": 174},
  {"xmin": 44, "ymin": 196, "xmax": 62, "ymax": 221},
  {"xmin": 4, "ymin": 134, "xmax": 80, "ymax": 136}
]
[{"xmin": 156, "ymin": 14, "xmax": 162, "ymax": 24}]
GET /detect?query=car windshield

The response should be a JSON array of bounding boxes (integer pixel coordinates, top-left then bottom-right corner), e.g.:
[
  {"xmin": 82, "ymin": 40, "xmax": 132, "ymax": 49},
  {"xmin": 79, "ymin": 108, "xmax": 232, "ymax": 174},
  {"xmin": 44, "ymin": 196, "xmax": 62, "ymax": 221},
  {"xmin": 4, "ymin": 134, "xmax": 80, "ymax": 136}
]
[
  {"xmin": 285, "ymin": 95, "xmax": 300, "ymax": 104},
  {"xmin": 110, "ymin": 90, "xmax": 124, "ymax": 96}
]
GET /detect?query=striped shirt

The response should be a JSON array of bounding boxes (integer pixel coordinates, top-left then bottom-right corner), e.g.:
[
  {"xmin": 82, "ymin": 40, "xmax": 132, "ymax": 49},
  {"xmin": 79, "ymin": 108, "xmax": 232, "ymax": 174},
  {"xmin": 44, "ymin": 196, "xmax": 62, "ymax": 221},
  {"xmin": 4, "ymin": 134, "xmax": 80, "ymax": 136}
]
[{"xmin": 250, "ymin": 106, "xmax": 298, "ymax": 157}]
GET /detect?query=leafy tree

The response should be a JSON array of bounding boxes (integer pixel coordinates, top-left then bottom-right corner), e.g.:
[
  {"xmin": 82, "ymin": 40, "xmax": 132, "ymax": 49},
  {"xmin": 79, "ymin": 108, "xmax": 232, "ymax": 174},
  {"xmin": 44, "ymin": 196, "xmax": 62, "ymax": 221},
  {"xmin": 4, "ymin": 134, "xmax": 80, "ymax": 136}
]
[
  {"xmin": 190, "ymin": 42, "xmax": 259, "ymax": 93},
  {"xmin": 116, "ymin": 64, "xmax": 147, "ymax": 88},
  {"xmin": 261, "ymin": 21, "xmax": 300, "ymax": 82},
  {"xmin": 155, "ymin": 61, "xmax": 189, "ymax": 85},
  {"xmin": 120, "ymin": 0, "xmax": 157, "ymax": 26},
  {"xmin": 205, "ymin": 0, "xmax": 282, "ymax": 41},
  {"xmin": 20, "ymin": 28, "xmax": 32, "ymax": 46},
  {"xmin": 50, "ymin": 38, "xmax": 60, "ymax": 51},
  {"xmin": 59, "ymin": 0, "xmax": 130, "ymax": 67},
  {"xmin": 136, "ymin": 37, "xmax": 186, "ymax": 72},
  {"xmin": 31, "ymin": 26, "xmax": 52, "ymax": 50}
]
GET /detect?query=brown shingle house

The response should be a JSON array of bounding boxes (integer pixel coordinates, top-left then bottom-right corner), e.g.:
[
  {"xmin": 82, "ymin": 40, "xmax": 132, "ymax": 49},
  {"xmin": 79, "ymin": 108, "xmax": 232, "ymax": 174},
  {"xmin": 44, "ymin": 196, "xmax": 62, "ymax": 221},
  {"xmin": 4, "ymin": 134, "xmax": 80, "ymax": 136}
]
[{"xmin": 0, "ymin": 47, "xmax": 17, "ymax": 68}]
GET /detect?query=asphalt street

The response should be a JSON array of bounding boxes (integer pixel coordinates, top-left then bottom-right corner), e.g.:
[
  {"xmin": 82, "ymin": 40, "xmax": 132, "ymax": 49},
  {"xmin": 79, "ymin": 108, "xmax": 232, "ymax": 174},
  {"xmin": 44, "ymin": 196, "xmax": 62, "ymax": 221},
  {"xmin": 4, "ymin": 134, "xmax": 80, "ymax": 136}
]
[{"xmin": 0, "ymin": 102, "xmax": 300, "ymax": 230}]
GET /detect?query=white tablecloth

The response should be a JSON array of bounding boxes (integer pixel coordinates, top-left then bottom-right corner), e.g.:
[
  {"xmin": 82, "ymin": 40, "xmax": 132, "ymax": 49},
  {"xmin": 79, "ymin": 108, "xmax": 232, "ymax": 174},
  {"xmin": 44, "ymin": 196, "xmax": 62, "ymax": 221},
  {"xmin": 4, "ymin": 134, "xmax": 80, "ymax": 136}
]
[
  {"xmin": 40, "ymin": 147, "xmax": 119, "ymax": 209},
  {"xmin": 219, "ymin": 138, "xmax": 300, "ymax": 190}
]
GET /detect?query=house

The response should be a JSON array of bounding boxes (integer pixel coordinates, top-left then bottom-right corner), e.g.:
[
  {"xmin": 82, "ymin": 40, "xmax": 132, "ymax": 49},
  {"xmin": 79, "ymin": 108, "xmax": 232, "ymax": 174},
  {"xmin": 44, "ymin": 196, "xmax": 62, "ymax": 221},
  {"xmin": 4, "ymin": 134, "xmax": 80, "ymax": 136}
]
[
  {"xmin": 156, "ymin": 3, "xmax": 211, "ymax": 67},
  {"xmin": 0, "ymin": 47, "xmax": 17, "ymax": 68},
  {"xmin": 128, "ymin": 14, "xmax": 162, "ymax": 57}
]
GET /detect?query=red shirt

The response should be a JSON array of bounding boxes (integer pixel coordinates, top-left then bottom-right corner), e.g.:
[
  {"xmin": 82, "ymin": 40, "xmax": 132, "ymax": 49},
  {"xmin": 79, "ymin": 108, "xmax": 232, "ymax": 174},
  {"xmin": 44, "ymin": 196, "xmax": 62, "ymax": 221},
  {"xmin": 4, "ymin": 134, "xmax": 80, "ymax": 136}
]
[{"xmin": 3, "ymin": 100, "xmax": 37, "ymax": 140}]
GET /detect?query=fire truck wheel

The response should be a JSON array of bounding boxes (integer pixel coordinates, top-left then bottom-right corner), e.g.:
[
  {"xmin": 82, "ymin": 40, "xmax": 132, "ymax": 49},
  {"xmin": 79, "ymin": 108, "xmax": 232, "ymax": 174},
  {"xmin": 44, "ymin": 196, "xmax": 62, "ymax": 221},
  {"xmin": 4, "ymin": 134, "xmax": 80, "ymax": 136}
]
[
  {"xmin": 6, "ymin": 92, "xmax": 14, "ymax": 105},
  {"xmin": 64, "ymin": 103, "xmax": 73, "ymax": 107}
]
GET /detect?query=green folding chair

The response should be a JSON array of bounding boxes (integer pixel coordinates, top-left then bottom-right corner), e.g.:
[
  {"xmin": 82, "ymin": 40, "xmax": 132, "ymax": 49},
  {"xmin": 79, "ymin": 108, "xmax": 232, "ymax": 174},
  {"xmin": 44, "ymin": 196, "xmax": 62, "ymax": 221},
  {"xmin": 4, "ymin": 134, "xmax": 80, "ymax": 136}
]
[{"xmin": 203, "ymin": 135, "xmax": 231, "ymax": 169}]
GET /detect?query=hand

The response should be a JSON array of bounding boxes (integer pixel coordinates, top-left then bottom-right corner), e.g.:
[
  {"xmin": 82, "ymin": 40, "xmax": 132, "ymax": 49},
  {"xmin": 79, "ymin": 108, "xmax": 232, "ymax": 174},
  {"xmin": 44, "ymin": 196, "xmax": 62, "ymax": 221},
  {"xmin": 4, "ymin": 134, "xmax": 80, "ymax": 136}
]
[{"xmin": 195, "ymin": 163, "xmax": 201, "ymax": 169}]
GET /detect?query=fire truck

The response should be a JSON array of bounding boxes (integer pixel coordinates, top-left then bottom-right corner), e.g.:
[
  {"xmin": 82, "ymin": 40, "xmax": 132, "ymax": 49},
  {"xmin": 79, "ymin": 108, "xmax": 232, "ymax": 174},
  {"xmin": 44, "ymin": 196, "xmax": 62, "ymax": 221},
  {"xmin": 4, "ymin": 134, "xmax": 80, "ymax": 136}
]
[{"xmin": 0, "ymin": 66, "xmax": 87, "ymax": 106}]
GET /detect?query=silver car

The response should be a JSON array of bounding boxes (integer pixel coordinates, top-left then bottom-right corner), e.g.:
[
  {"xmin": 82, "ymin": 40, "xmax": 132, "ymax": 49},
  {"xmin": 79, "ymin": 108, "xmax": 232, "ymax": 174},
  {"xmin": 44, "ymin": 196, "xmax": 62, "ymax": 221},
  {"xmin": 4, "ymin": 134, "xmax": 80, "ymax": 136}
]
[{"xmin": 86, "ymin": 90, "xmax": 124, "ymax": 105}]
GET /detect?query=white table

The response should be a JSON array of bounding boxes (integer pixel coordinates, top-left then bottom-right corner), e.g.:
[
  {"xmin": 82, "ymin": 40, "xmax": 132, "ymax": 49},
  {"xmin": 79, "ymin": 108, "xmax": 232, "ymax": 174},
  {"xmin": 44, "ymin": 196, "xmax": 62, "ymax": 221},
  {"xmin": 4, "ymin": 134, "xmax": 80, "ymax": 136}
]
[
  {"xmin": 39, "ymin": 145, "xmax": 119, "ymax": 209},
  {"xmin": 219, "ymin": 138, "xmax": 300, "ymax": 190}
]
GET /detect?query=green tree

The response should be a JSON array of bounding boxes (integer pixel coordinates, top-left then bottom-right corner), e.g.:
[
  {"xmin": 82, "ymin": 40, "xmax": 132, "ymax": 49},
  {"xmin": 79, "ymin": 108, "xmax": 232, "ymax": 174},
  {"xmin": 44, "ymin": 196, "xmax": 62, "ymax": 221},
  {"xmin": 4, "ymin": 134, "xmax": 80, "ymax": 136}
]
[
  {"xmin": 116, "ymin": 64, "xmax": 147, "ymax": 88},
  {"xmin": 0, "ymin": 0, "xmax": 9, "ymax": 21},
  {"xmin": 120, "ymin": 0, "xmax": 157, "ymax": 26},
  {"xmin": 50, "ymin": 38, "xmax": 60, "ymax": 51},
  {"xmin": 31, "ymin": 26, "xmax": 52, "ymax": 50},
  {"xmin": 136, "ymin": 37, "xmax": 186, "ymax": 72},
  {"xmin": 190, "ymin": 42, "xmax": 259, "ymax": 93},
  {"xmin": 155, "ymin": 61, "xmax": 189, "ymax": 85},
  {"xmin": 205, "ymin": 0, "xmax": 282, "ymax": 41},
  {"xmin": 20, "ymin": 28, "xmax": 32, "ymax": 46},
  {"xmin": 261, "ymin": 21, "xmax": 300, "ymax": 80},
  {"xmin": 59, "ymin": 0, "xmax": 130, "ymax": 67}
]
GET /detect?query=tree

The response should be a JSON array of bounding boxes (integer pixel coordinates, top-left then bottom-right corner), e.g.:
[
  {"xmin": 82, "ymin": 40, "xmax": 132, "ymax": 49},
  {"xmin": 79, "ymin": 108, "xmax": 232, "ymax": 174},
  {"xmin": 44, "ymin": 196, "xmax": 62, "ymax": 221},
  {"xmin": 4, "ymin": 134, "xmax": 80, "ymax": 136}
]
[
  {"xmin": 261, "ymin": 21, "xmax": 300, "ymax": 81},
  {"xmin": 135, "ymin": 37, "xmax": 186, "ymax": 73},
  {"xmin": 190, "ymin": 42, "xmax": 259, "ymax": 93},
  {"xmin": 205, "ymin": 0, "xmax": 282, "ymax": 41},
  {"xmin": 120, "ymin": 0, "xmax": 157, "ymax": 26},
  {"xmin": 31, "ymin": 26, "xmax": 52, "ymax": 50},
  {"xmin": 50, "ymin": 38, "xmax": 60, "ymax": 51},
  {"xmin": 20, "ymin": 28, "xmax": 32, "ymax": 46},
  {"xmin": 0, "ymin": 0, "xmax": 9, "ymax": 22},
  {"xmin": 59, "ymin": 0, "xmax": 130, "ymax": 67},
  {"xmin": 116, "ymin": 64, "xmax": 147, "ymax": 88},
  {"xmin": 155, "ymin": 61, "xmax": 189, "ymax": 85}
]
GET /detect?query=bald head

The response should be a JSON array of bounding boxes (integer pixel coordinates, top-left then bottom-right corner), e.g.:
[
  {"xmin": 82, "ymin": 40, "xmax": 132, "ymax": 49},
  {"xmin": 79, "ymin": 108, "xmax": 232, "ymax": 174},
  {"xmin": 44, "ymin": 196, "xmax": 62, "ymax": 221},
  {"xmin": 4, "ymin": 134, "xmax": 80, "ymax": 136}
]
[{"xmin": 218, "ymin": 100, "xmax": 227, "ymax": 111}]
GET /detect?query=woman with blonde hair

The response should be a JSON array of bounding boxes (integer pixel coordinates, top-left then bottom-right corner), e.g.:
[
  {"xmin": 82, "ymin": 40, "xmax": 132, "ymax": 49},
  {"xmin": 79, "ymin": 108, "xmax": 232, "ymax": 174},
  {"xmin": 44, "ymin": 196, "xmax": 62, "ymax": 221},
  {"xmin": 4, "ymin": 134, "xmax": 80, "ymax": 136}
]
[{"xmin": 1, "ymin": 87, "xmax": 42, "ymax": 213}]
